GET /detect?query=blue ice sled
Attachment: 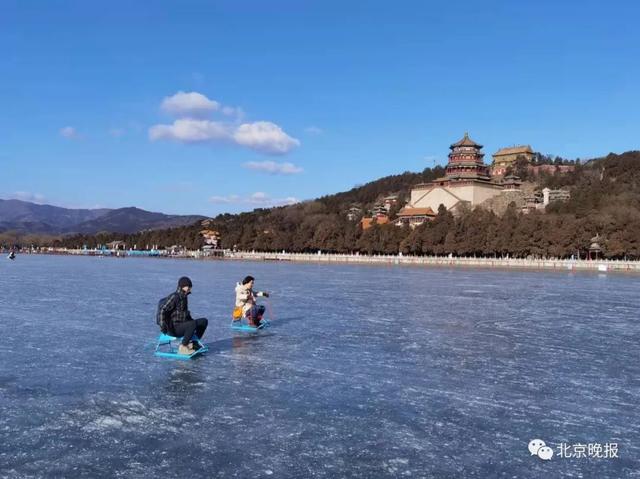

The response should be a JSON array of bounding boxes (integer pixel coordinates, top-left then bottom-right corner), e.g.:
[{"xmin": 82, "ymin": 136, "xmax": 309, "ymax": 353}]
[
  {"xmin": 231, "ymin": 319, "xmax": 271, "ymax": 332},
  {"xmin": 154, "ymin": 333, "xmax": 208, "ymax": 360}
]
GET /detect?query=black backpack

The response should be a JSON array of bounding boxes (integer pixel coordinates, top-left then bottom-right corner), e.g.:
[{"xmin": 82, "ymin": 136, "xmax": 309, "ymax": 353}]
[{"xmin": 156, "ymin": 294, "xmax": 174, "ymax": 333}]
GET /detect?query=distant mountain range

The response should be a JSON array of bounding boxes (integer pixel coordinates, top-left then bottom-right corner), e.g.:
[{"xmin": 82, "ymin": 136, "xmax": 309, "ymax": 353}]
[{"xmin": 0, "ymin": 199, "xmax": 206, "ymax": 234}]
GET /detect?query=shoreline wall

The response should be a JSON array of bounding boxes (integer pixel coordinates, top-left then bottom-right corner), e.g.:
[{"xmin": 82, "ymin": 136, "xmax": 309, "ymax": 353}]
[
  {"xmin": 18, "ymin": 249, "xmax": 640, "ymax": 273},
  {"xmin": 226, "ymin": 252, "xmax": 637, "ymax": 273}
]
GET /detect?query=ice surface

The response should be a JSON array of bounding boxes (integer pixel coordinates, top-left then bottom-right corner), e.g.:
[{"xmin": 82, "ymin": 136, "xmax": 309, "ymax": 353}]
[{"xmin": 0, "ymin": 255, "xmax": 638, "ymax": 478}]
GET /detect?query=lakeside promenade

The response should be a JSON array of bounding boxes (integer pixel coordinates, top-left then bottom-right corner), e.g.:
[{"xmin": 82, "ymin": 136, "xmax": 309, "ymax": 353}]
[
  {"xmin": 226, "ymin": 251, "xmax": 640, "ymax": 273},
  {"xmin": 13, "ymin": 248, "xmax": 640, "ymax": 273}
]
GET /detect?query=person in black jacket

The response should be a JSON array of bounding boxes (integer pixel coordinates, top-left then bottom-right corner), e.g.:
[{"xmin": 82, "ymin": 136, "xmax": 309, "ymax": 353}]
[{"xmin": 158, "ymin": 276, "xmax": 208, "ymax": 355}]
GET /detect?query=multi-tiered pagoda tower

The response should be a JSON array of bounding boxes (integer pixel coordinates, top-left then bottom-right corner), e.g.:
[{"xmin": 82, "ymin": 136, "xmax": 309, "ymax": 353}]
[
  {"xmin": 402, "ymin": 132, "xmax": 505, "ymax": 215},
  {"xmin": 445, "ymin": 132, "xmax": 491, "ymax": 182}
]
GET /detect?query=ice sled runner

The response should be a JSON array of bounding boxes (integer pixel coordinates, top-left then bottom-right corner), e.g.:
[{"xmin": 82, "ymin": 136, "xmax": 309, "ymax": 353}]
[
  {"xmin": 230, "ymin": 319, "xmax": 271, "ymax": 332},
  {"xmin": 154, "ymin": 334, "xmax": 208, "ymax": 360}
]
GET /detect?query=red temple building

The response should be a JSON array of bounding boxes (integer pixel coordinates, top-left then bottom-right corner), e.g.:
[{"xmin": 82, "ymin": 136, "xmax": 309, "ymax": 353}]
[{"xmin": 403, "ymin": 133, "xmax": 504, "ymax": 216}]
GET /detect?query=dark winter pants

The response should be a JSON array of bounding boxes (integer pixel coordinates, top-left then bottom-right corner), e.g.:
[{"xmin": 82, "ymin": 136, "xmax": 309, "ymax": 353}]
[
  {"xmin": 246, "ymin": 305, "xmax": 266, "ymax": 323},
  {"xmin": 172, "ymin": 318, "xmax": 208, "ymax": 345}
]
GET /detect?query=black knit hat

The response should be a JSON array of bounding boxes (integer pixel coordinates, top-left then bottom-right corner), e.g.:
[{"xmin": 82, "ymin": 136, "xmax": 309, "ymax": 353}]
[{"xmin": 178, "ymin": 276, "xmax": 193, "ymax": 288}]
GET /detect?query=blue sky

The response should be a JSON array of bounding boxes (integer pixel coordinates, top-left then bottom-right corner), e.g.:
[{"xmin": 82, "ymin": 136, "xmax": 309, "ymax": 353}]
[{"xmin": 2, "ymin": 0, "xmax": 639, "ymax": 216}]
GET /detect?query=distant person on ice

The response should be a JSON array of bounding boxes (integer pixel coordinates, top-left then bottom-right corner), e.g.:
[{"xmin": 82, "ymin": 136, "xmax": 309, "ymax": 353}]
[
  {"xmin": 234, "ymin": 275, "xmax": 269, "ymax": 327},
  {"xmin": 157, "ymin": 276, "xmax": 208, "ymax": 356}
]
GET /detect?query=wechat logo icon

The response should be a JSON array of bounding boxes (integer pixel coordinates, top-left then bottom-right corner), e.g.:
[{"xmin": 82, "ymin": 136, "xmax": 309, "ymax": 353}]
[{"xmin": 529, "ymin": 439, "xmax": 554, "ymax": 461}]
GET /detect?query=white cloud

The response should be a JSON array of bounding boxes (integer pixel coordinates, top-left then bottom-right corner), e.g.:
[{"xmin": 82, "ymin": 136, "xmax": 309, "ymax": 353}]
[
  {"xmin": 243, "ymin": 160, "xmax": 303, "ymax": 175},
  {"xmin": 161, "ymin": 91, "xmax": 220, "ymax": 117},
  {"xmin": 208, "ymin": 194, "xmax": 241, "ymax": 204},
  {"xmin": 149, "ymin": 119, "xmax": 299, "ymax": 155},
  {"xmin": 10, "ymin": 191, "xmax": 46, "ymax": 203},
  {"xmin": 304, "ymin": 126, "xmax": 323, "ymax": 135},
  {"xmin": 149, "ymin": 118, "xmax": 231, "ymax": 143},
  {"xmin": 151, "ymin": 92, "xmax": 300, "ymax": 155},
  {"xmin": 222, "ymin": 106, "xmax": 244, "ymax": 119},
  {"xmin": 209, "ymin": 192, "xmax": 299, "ymax": 207},
  {"xmin": 250, "ymin": 192, "xmax": 299, "ymax": 206},
  {"xmin": 233, "ymin": 121, "xmax": 300, "ymax": 155},
  {"xmin": 60, "ymin": 126, "xmax": 78, "ymax": 139}
]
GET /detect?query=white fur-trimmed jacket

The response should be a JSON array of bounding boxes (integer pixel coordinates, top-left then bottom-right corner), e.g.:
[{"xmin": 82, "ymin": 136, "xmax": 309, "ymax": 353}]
[{"xmin": 235, "ymin": 282, "xmax": 266, "ymax": 314}]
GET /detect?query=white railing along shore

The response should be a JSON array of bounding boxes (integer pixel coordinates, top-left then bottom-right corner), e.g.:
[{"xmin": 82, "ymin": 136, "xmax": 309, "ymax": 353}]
[
  {"xmin": 17, "ymin": 248, "xmax": 640, "ymax": 273},
  {"xmin": 225, "ymin": 251, "xmax": 640, "ymax": 273}
]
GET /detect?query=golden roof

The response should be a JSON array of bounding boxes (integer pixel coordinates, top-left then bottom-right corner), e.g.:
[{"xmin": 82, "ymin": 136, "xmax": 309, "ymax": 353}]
[
  {"xmin": 397, "ymin": 207, "xmax": 436, "ymax": 217},
  {"xmin": 493, "ymin": 145, "xmax": 534, "ymax": 156},
  {"xmin": 450, "ymin": 132, "xmax": 482, "ymax": 149}
]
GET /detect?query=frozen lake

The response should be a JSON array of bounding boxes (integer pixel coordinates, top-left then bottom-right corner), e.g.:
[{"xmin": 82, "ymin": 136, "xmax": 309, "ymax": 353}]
[{"xmin": 1, "ymin": 255, "xmax": 638, "ymax": 478}]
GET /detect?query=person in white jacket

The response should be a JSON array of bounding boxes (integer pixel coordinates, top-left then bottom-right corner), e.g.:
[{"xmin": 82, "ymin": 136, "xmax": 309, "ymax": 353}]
[{"xmin": 234, "ymin": 275, "xmax": 269, "ymax": 327}]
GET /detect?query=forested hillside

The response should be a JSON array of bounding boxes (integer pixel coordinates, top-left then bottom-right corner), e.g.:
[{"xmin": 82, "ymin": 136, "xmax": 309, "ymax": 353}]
[{"xmin": 19, "ymin": 151, "xmax": 640, "ymax": 259}]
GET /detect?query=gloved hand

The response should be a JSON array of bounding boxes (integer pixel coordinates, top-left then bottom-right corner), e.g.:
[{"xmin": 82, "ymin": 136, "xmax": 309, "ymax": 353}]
[{"xmin": 262, "ymin": 292, "xmax": 270, "ymax": 298}]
